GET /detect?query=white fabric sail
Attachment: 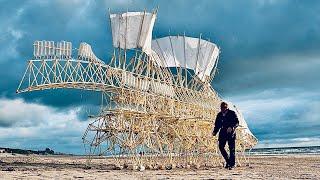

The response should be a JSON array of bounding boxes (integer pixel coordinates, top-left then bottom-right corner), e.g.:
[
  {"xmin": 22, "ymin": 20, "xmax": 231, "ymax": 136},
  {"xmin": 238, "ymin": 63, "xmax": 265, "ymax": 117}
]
[
  {"xmin": 78, "ymin": 42, "xmax": 104, "ymax": 64},
  {"xmin": 151, "ymin": 36, "xmax": 219, "ymax": 82},
  {"xmin": 110, "ymin": 12, "xmax": 156, "ymax": 54}
]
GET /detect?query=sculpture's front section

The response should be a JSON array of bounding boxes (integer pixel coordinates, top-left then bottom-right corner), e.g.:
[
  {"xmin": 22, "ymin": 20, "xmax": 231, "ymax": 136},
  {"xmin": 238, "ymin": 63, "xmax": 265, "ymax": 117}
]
[{"xmin": 17, "ymin": 9, "xmax": 257, "ymax": 168}]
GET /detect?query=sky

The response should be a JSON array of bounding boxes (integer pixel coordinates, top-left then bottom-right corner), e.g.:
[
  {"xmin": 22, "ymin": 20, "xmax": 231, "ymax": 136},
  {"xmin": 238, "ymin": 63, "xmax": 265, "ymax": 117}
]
[{"xmin": 0, "ymin": 0, "xmax": 319, "ymax": 154}]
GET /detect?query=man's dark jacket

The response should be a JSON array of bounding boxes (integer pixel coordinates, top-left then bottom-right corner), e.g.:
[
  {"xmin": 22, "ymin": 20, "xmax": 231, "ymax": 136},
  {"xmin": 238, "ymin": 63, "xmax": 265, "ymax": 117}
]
[{"xmin": 213, "ymin": 109, "xmax": 239, "ymax": 139}]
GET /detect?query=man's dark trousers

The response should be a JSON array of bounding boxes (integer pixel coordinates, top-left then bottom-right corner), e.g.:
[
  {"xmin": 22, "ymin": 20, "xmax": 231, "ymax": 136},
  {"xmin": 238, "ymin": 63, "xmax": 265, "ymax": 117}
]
[{"xmin": 218, "ymin": 131, "xmax": 236, "ymax": 167}]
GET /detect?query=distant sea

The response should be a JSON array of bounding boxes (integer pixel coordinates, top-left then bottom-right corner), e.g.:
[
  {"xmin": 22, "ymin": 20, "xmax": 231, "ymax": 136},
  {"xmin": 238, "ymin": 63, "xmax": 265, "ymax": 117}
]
[{"xmin": 248, "ymin": 146, "xmax": 320, "ymax": 155}]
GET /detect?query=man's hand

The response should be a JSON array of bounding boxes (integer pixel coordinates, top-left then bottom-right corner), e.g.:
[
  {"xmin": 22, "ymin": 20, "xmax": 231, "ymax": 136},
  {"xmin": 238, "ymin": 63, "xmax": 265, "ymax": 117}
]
[{"xmin": 227, "ymin": 127, "xmax": 233, "ymax": 133}]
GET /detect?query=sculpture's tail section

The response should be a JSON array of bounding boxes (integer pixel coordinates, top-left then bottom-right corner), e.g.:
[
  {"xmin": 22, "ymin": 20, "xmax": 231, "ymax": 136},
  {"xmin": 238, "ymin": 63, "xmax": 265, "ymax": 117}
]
[{"xmin": 17, "ymin": 40, "xmax": 112, "ymax": 93}]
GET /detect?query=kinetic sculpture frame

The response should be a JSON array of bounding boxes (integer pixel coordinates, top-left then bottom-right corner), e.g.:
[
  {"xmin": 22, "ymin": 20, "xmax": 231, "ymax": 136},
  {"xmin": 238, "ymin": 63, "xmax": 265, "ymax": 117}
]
[{"xmin": 17, "ymin": 9, "xmax": 257, "ymax": 169}]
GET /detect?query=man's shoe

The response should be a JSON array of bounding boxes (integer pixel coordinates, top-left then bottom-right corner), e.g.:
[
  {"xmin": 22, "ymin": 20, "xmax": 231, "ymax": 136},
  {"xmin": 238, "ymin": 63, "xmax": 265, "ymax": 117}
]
[
  {"xmin": 228, "ymin": 166, "xmax": 235, "ymax": 170},
  {"xmin": 224, "ymin": 164, "xmax": 229, "ymax": 169}
]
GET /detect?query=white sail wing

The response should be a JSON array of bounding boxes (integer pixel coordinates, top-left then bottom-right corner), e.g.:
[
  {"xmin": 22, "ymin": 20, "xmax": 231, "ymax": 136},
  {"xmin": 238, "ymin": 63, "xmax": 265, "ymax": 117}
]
[
  {"xmin": 110, "ymin": 12, "xmax": 156, "ymax": 54},
  {"xmin": 151, "ymin": 36, "xmax": 219, "ymax": 81},
  {"xmin": 78, "ymin": 42, "xmax": 104, "ymax": 64}
]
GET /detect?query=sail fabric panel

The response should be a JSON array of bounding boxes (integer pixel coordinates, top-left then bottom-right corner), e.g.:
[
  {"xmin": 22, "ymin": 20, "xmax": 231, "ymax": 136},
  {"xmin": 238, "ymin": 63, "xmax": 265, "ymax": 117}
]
[
  {"xmin": 152, "ymin": 36, "xmax": 179, "ymax": 67},
  {"xmin": 78, "ymin": 42, "xmax": 104, "ymax": 64},
  {"xmin": 184, "ymin": 37, "xmax": 200, "ymax": 73},
  {"xmin": 110, "ymin": 12, "xmax": 156, "ymax": 54},
  {"xmin": 196, "ymin": 40, "xmax": 220, "ymax": 80},
  {"xmin": 151, "ymin": 36, "xmax": 219, "ymax": 81}
]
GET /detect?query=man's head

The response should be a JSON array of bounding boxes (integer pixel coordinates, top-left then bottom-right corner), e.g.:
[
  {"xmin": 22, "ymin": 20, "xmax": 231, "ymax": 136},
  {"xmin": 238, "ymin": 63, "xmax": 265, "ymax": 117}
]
[{"xmin": 220, "ymin": 102, "xmax": 228, "ymax": 112}]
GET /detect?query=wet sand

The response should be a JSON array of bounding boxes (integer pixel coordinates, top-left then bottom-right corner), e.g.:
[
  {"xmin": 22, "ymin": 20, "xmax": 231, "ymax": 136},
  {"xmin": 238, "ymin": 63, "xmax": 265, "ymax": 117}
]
[{"xmin": 0, "ymin": 154, "xmax": 319, "ymax": 179}]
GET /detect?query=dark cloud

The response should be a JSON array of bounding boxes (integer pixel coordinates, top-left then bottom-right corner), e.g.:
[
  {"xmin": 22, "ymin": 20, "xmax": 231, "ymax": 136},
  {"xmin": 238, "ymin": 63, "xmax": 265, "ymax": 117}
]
[{"xmin": 230, "ymin": 89, "xmax": 320, "ymax": 147}]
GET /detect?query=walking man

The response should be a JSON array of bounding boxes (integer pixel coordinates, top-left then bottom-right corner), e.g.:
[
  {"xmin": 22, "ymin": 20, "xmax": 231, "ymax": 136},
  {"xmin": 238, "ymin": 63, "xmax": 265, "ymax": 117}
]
[{"xmin": 212, "ymin": 102, "xmax": 239, "ymax": 170}]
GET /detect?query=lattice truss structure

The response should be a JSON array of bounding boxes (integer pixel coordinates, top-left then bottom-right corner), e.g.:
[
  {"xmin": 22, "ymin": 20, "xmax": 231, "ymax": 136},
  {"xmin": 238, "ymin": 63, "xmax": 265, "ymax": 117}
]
[{"xmin": 17, "ymin": 9, "xmax": 257, "ymax": 169}]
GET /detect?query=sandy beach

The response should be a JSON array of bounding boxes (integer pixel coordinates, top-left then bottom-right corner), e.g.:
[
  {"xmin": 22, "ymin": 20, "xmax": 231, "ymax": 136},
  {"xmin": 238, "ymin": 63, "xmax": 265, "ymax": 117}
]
[{"xmin": 0, "ymin": 154, "xmax": 319, "ymax": 179}]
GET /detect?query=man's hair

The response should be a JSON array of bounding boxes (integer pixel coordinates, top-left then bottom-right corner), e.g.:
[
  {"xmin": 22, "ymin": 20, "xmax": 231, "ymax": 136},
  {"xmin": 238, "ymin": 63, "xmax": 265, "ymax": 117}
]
[{"xmin": 220, "ymin": 102, "xmax": 228, "ymax": 108}]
